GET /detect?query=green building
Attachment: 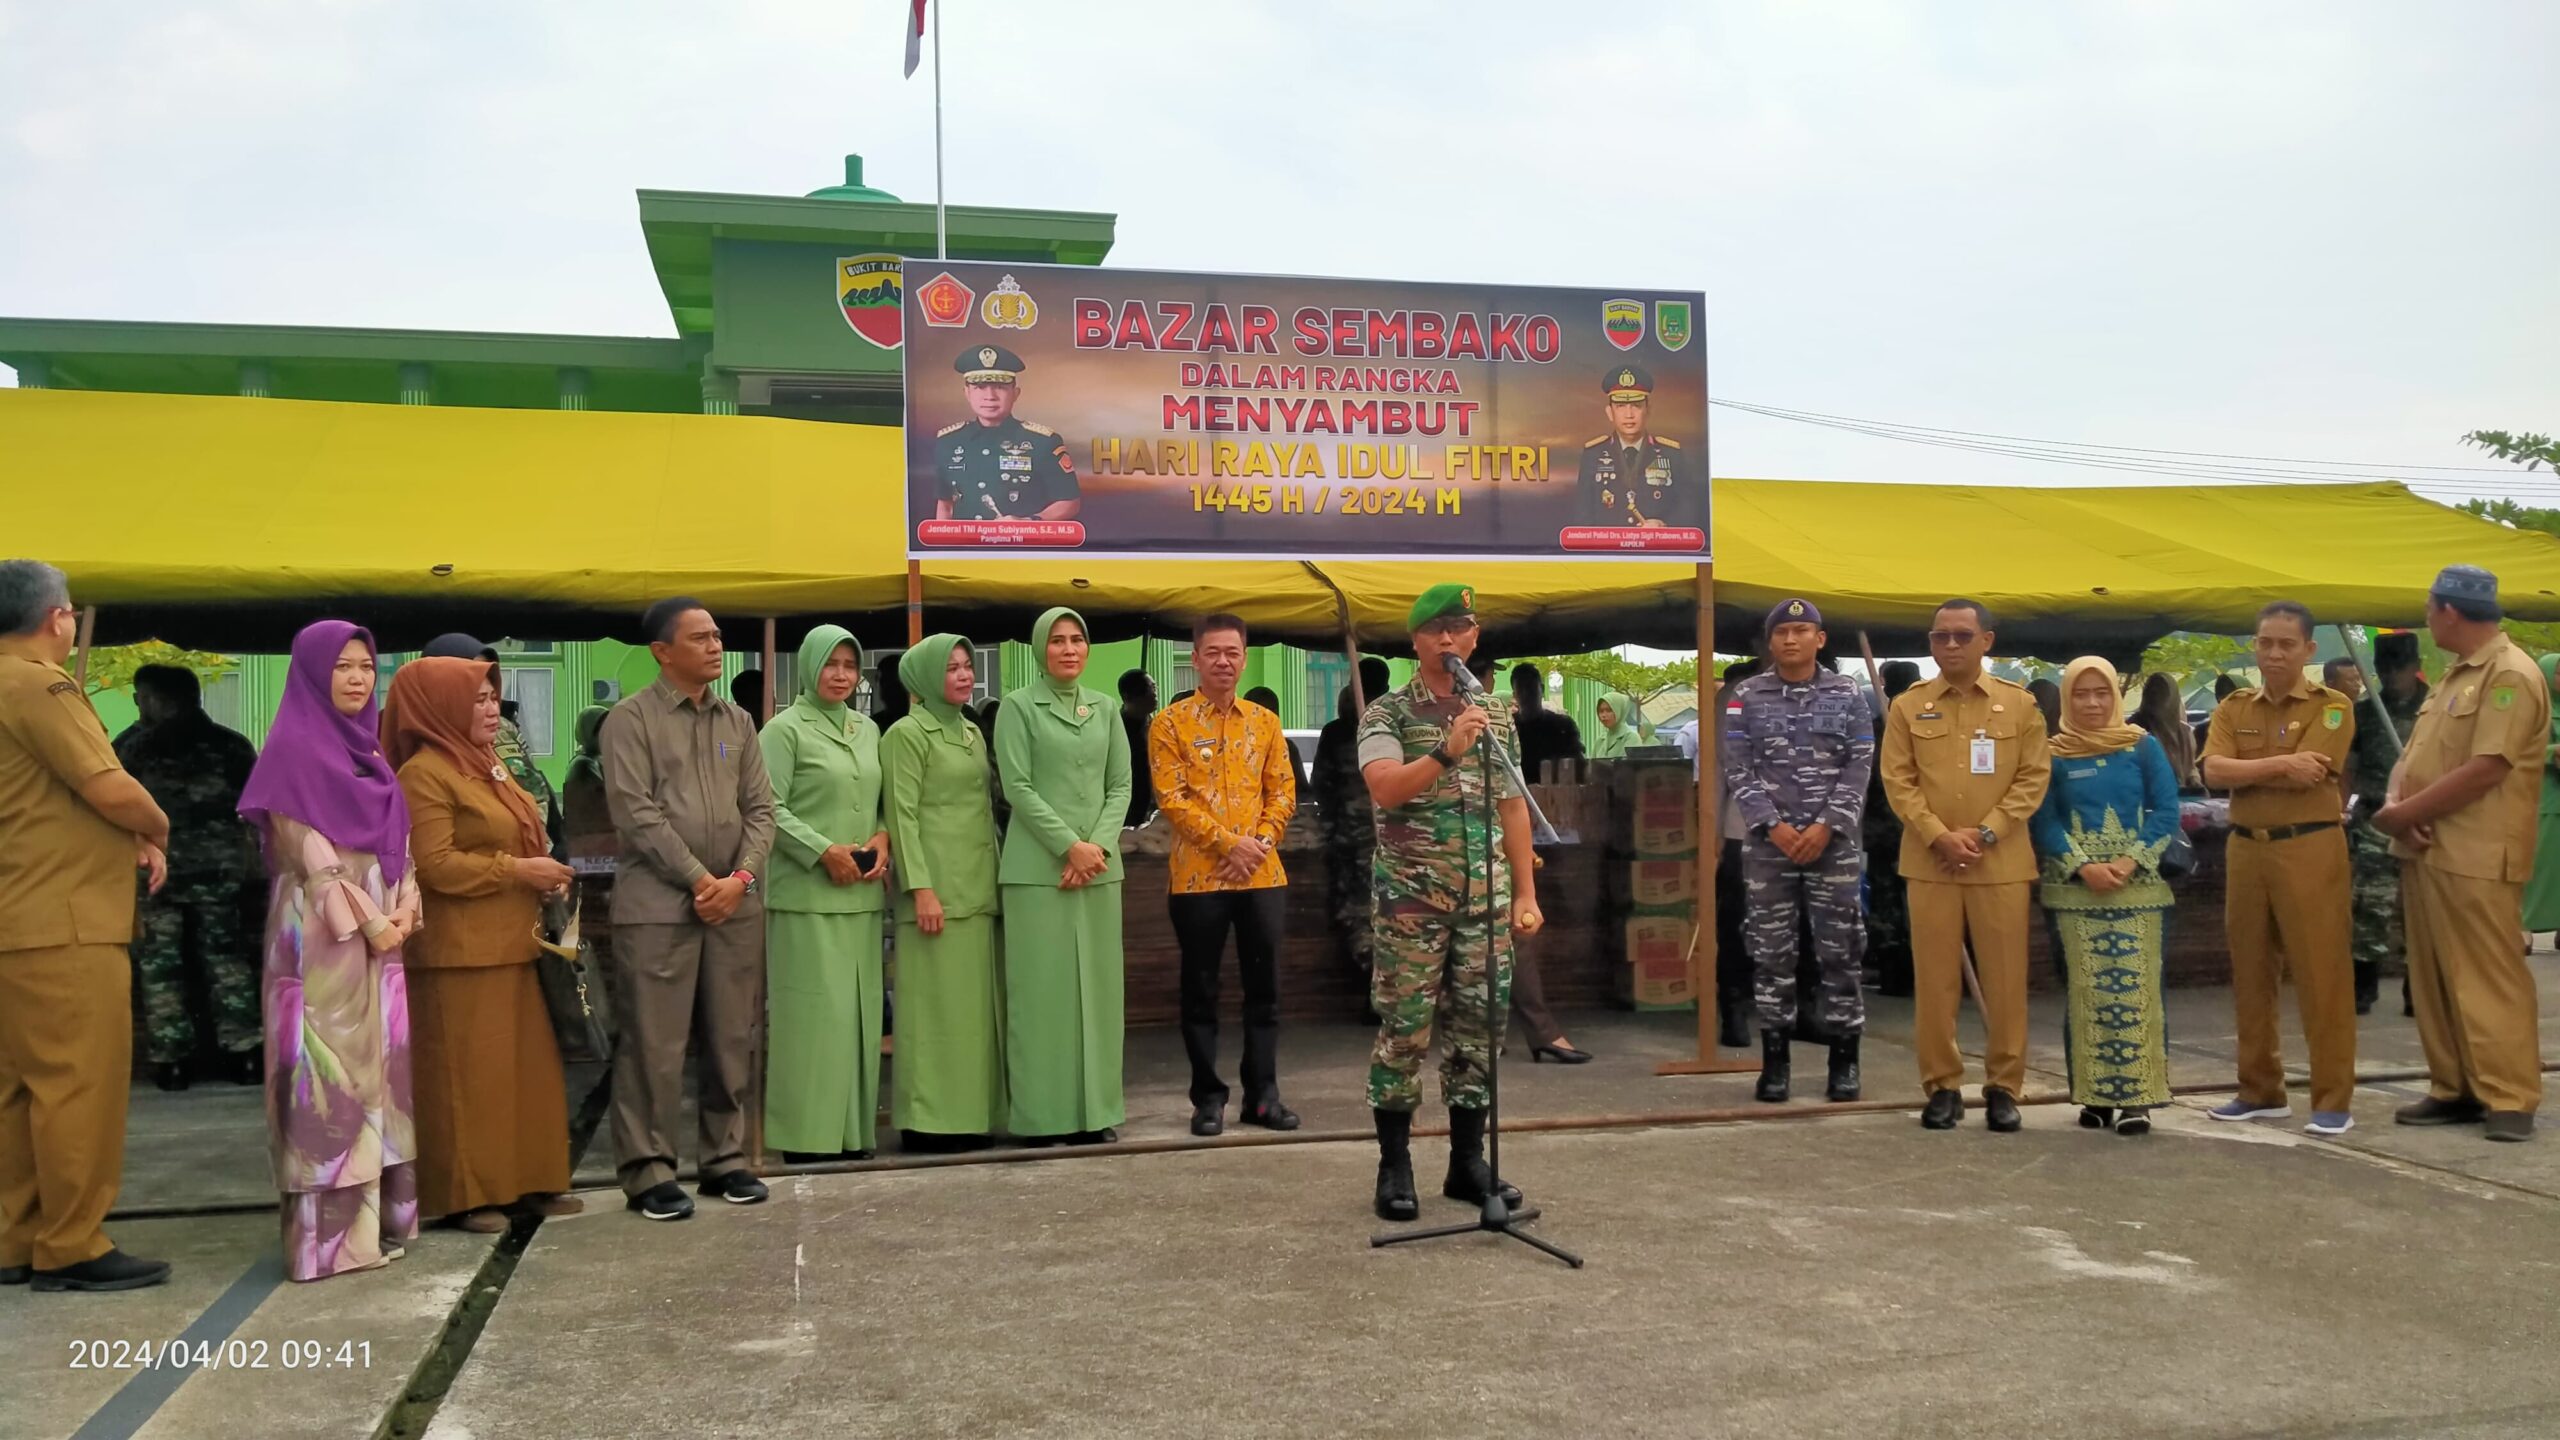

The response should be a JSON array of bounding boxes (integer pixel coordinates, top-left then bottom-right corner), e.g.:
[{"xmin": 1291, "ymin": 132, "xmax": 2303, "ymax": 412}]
[{"xmin": 3, "ymin": 154, "xmax": 1602, "ymax": 774}]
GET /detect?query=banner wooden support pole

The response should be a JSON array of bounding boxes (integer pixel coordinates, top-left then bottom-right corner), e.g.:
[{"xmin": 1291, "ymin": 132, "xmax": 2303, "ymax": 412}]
[
  {"xmin": 748, "ymin": 615, "xmax": 779, "ymax": 1169},
  {"xmin": 906, "ymin": 561, "xmax": 925, "ymax": 647},
  {"xmin": 72, "ymin": 606, "xmax": 96, "ymax": 689},
  {"xmin": 1658, "ymin": 562, "xmax": 1756, "ymax": 1077}
]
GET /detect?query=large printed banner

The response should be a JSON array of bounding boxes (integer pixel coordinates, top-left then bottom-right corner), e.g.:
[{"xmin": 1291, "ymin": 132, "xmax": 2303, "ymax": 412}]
[{"xmin": 901, "ymin": 261, "xmax": 1707, "ymax": 560}]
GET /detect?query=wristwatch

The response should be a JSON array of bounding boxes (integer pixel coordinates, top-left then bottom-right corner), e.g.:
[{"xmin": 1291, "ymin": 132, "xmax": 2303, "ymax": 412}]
[
  {"xmin": 1976, "ymin": 826, "xmax": 1998, "ymax": 848},
  {"xmin": 1427, "ymin": 745, "xmax": 1457, "ymax": 769},
  {"xmin": 731, "ymin": 869, "xmax": 759, "ymax": 895}
]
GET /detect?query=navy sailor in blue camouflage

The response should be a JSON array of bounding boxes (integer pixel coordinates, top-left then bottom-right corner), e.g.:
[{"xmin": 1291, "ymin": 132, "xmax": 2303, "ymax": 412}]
[{"xmin": 1721, "ymin": 599, "xmax": 1875, "ymax": 1103}]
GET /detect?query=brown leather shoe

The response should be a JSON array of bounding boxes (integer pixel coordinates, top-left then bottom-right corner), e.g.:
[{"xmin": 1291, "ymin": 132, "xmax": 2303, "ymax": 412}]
[
  {"xmin": 518, "ymin": 1193, "xmax": 585, "ymax": 1218},
  {"xmin": 447, "ymin": 1208, "xmax": 510, "ymax": 1233}
]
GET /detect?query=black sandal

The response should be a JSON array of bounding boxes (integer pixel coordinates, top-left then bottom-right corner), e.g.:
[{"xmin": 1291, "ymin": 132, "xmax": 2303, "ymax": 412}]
[
  {"xmin": 2078, "ymin": 1106, "xmax": 2115, "ymax": 1130},
  {"xmin": 2115, "ymin": 1109, "xmax": 2152, "ymax": 1137}
]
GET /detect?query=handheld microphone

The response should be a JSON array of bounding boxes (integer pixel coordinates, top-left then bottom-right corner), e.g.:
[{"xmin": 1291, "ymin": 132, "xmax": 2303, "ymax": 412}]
[{"xmin": 1441, "ymin": 651, "xmax": 1484, "ymax": 695}]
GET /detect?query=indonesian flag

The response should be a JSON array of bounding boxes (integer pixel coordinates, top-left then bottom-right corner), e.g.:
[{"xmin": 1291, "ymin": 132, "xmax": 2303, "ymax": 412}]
[{"xmin": 902, "ymin": 0, "xmax": 927, "ymax": 77}]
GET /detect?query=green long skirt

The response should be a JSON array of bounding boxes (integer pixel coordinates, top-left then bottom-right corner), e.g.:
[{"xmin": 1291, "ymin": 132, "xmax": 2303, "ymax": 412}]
[
  {"xmin": 889, "ymin": 914, "xmax": 1008, "ymax": 1137},
  {"xmin": 765, "ymin": 910, "xmax": 885, "ymax": 1154},
  {"xmin": 2523, "ymin": 787, "xmax": 2560, "ymax": 931},
  {"xmin": 1001, "ymin": 882, "xmax": 1126, "ymax": 1136},
  {"xmin": 2055, "ymin": 905, "xmax": 2171, "ymax": 1110}
]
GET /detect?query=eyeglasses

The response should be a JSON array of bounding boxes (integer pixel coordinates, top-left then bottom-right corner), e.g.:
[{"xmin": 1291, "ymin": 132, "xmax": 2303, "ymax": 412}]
[{"xmin": 1927, "ymin": 630, "xmax": 1981, "ymax": 646}]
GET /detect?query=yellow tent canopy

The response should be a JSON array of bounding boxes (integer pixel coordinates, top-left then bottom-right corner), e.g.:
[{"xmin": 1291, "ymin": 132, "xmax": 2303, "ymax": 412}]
[{"xmin": 11, "ymin": 388, "xmax": 2557, "ymax": 654}]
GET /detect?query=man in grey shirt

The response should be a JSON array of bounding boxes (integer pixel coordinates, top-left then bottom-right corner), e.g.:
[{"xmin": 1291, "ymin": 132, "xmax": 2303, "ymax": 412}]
[{"xmin": 601, "ymin": 597, "xmax": 777, "ymax": 1221}]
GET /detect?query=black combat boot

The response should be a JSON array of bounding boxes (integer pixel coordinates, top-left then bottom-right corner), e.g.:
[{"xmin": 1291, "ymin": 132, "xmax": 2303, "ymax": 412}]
[
  {"xmin": 1755, "ymin": 1030, "xmax": 1791, "ymax": 1104},
  {"xmin": 1441, "ymin": 1106, "xmax": 1524, "ymax": 1208},
  {"xmin": 1825, "ymin": 1034, "xmax": 1861, "ymax": 1103},
  {"xmin": 1372, "ymin": 1109, "xmax": 1419, "ymax": 1222},
  {"xmin": 1717, "ymin": 989, "xmax": 1752, "ymax": 1050}
]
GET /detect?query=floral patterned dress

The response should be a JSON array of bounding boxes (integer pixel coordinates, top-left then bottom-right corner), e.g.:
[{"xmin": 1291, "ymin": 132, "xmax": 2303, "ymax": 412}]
[{"xmin": 260, "ymin": 816, "xmax": 420, "ymax": 1281}]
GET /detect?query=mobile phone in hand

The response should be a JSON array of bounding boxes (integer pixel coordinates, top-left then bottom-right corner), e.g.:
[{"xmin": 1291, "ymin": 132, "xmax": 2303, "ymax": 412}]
[{"xmin": 852, "ymin": 847, "xmax": 879, "ymax": 872}]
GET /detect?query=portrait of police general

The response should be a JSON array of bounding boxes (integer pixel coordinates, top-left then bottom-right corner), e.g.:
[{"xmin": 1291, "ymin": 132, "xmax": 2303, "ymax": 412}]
[{"xmin": 1572, "ymin": 363, "xmax": 1700, "ymax": 531}]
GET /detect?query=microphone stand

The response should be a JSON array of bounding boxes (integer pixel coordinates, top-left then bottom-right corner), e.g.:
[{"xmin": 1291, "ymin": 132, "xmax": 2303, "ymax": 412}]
[{"xmin": 1371, "ymin": 656, "xmax": 1583, "ymax": 1268}]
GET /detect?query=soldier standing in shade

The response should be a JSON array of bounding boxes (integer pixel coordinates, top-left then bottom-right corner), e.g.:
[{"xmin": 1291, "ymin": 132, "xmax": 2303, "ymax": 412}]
[
  {"xmin": 1864, "ymin": 660, "xmax": 1922, "ymax": 996},
  {"xmin": 1572, "ymin": 365, "xmax": 1696, "ymax": 530},
  {"xmin": 113, "ymin": 665, "xmax": 261, "ymax": 1091},
  {"xmin": 2335, "ymin": 635, "xmax": 2428, "ymax": 1016},
  {"xmin": 1722, "ymin": 600, "xmax": 1875, "ymax": 1104},
  {"xmin": 1359, "ymin": 586, "xmax": 1541, "ymax": 1222},
  {"xmin": 934, "ymin": 345, "xmax": 1082, "ymax": 522},
  {"xmin": 1312, "ymin": 656, "xmax": 1392, "ymax": 1008},
  {"xmin": 2374, "ymin": 566, "xmax": 2550, "ymax": 1143}
]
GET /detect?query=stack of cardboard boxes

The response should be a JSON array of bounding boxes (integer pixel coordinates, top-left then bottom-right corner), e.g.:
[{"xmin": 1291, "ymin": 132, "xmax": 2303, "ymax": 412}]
[{"xmin": 1608, "ymin": 756, "xmax": 1699, "ymax": 1011}]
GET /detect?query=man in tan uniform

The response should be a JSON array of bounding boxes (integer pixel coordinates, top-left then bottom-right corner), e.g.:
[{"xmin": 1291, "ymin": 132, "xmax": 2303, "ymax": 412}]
[
  {"xmin": 0, "ymin": 560, "xmax": 175, "ymax": 1291},
  {"xmin": 1880, "ymin": 599, "xmax": 2051, "ymax": 1132},
  {"xmin": 2198, "ymin": 601, "xmax": 2361, "ymax": 1135},
  {"xmin": 2374, "ymin": 565, "xmax": 2549, "ymax": 1142}
]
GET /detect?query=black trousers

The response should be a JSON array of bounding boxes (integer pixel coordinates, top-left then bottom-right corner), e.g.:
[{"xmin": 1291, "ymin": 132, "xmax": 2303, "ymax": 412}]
[{"xmin": 1170, "ymin": 888, "xmax": 1287, "ymax": 1109}]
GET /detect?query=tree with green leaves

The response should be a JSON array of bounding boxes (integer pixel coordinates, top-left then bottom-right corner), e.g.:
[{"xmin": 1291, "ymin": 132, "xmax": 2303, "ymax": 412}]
[
  {"xmin": 1507, "ymin": 651, "xmax": 1699, "ymax": 737},
  {"xmin": 81, "ymin": 640, "xmax": 233, "ymax": 697}
]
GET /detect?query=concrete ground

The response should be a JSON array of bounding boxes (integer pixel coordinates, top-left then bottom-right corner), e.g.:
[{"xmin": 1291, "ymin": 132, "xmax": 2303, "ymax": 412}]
[{"xmin": 9, "ymin": 960, "xmax": 2558, "ymax": 1440}]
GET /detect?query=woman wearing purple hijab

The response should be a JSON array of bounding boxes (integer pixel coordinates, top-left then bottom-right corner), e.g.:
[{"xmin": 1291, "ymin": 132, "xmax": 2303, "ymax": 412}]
[{"xmin": 238, "ymin": 621, "xmax": 420, "ymax": 1281}]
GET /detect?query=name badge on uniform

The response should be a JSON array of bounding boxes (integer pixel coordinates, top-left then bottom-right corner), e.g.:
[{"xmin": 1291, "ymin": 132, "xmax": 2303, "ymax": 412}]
[{"xmin": 1970, "ymin": 733, "xmax": 1996, "ymax": 774}]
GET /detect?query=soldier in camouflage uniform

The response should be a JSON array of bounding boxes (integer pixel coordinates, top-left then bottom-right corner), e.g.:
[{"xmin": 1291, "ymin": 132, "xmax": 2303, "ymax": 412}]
[
  {"xmin": 2332, "ymin": 637, "xmax": 2427, "ymax": 1015},
  {"xmin": 1312, "ymin": 657, "xmax": 1391, "ymax": 1007},
  {"xmin": 1721, "ymin": 601, "xmax": 1875, "ymax": 1104},
  {"xmin": 113, "ymin": 665, "xmax": 261, "ymax": 1089},
  {"xmin": 1358, "ymin": 585, "xmax": 1542, "ymax": 1222}
]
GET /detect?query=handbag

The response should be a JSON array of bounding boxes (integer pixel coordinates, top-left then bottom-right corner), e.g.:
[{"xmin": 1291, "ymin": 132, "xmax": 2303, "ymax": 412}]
[
  {"xmin": 2158, "ymin": 826, "xmax": 2198, "ymax": 882},
  {"xmin": 532, "ymin": 900, "xmax": 614, "ymax": 1064}
]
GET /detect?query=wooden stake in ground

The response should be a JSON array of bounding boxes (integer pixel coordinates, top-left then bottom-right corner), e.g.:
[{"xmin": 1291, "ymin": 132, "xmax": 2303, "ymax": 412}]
[{"xmin": 1659, "ymin": 561, "xmax": 1755, "ymax": 1077}]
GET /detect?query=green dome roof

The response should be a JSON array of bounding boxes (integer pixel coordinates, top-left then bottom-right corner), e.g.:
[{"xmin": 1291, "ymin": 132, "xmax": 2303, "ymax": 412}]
[{"xmin": 805, "ymin": 154, "xmax": 901, "ymax": 203}]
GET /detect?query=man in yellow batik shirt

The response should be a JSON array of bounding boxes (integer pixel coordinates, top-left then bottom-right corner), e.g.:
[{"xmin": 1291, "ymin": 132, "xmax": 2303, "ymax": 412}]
[{"xmin": 1149, "ymin": 613, "xmax": 1300, "ymax": 1137}]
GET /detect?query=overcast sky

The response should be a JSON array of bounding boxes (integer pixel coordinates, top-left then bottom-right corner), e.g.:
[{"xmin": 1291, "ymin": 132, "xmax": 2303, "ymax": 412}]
[{"xmin": 4, "ymin": 1, "xmax": 2553, "ymax": 506}]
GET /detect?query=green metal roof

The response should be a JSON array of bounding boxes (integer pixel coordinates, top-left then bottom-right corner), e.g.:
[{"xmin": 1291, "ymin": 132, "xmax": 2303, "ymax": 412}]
[
  {"xmin": 638, "ymin": 188, "xmax": 1116, "ymax": 334},
  {"xmin": 0, "ymin": 318, "xmax": 702, "ymax": 411}
]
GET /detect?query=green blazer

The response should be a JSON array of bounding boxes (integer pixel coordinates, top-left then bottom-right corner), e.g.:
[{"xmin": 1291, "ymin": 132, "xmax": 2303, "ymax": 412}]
[
  {"xmin": 881, "ymin": 707, "xmax": 1002, "ymax": 921},
  {"xmin": 994, "ymin": 681, "xmax": 1132, "ymax": 888},
  {"xmin": 758, "ymin": 700, "xmax": 886, "ymax": 915}
]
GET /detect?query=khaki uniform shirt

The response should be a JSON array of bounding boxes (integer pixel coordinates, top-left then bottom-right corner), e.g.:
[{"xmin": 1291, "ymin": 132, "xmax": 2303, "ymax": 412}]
[
  {"xmin": 1878, "ymin": 673, "xmax": 2051, "ymax": 885},
  {"xmin": 2390, "ymin": 632, "xmax": 2552, "ymax": 882},
  {"xmin": 2201, "ymin": 676, "xmax": 2355, "ymax": 830},
  {"xmin": 0, "ymin": 656, "xmax": 139, "ymax": 951},
  {"xmin": 599, "ymin": 677, "xmax": 776, "ymax": 925}
]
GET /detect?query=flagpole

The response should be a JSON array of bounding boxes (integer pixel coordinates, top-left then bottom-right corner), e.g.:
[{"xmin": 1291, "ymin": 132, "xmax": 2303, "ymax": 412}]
[{"xmin": 933, "ymin": 0, "xmax": 946, "ymax": 260}]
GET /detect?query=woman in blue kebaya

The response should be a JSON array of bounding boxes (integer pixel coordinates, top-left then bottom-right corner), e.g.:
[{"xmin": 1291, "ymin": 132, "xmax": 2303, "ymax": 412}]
[{"xmin": 2030, "ymin": 657, "xmax": 2181, "ymax": 1137}]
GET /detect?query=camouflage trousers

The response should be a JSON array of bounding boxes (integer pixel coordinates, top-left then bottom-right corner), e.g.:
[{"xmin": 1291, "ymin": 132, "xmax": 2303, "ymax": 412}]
[
  {"xmin": 2349, "ymin": 819, "xmax": 2402, "ymax": 1003},
  {"xmin": 134, "ymin": 878, "xmax": 260, "ymax": 1064},
  {"xmin": 1366, "ymin": 903, "xmax": 1514, "ymax": 1111},
  {"xmin": 1741, "ymin": 841, "xmax": 1867, "ymax": 1037},
  {"xmin": 1324, "ymin": 830, "xmax": 1378, "ymax": 979}
]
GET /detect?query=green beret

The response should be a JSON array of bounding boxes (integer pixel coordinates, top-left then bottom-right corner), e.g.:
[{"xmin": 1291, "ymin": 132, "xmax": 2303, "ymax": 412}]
[{"xmin": 1407, "ymin": 583, "xmax": 1477, "ymax": 632}]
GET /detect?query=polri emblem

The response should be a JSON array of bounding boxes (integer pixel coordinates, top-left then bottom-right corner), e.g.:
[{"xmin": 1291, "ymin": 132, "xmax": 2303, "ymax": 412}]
[
  {"xmin": 836, "ymin": 254, "xmax": 904, "ymax": 350},
  {"xmin": 981, "ymin": 274, "xmax": 1039, "ymax": 330}
]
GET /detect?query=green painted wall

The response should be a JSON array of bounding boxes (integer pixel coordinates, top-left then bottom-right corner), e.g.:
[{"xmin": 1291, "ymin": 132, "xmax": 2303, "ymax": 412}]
[{"xmin": 710, "ymin": 239, "xmax": 907, "ymax": 378}]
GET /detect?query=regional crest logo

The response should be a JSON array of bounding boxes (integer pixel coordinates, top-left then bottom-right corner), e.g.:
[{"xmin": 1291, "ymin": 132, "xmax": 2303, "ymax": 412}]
[
  {"xmin": 1601, "ymin": 299, "xmax": 1644, "ymax": 352},
  {"xmin": 917, "ymin": 271, "xmax": 976, "ymax": 329},
  {"xmin": 981, "ymin": 274, "xmax": 1038, "ymax": 330},
  {"xmin": 1654, "ymin": 299, "xmax": 1693, "ymax": 352},
  {"xmin": 836, "ymin": 254, "xmax": 904, "ymax": 350}
]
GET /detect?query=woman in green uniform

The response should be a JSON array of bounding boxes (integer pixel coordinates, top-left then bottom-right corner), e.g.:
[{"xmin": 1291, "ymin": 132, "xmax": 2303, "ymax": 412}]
[
  {"xmin": 1591, "ymin": 691, "xmax": 1641, "ymax": 759},
  {"xmin": 994, "ymin": 608, "xmax": 1133, "ymax": 1145},
  {"xmin": 881, "ymin": 635, "xmax": 1007, "ymax": 1152},
  {"xmin": 760, "ymin": 625, "xmax": 891, "ymax": 1163},
  {"xmin": 2522, "ymin": 653, "xmax": 2560, "ymax": 936}
]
